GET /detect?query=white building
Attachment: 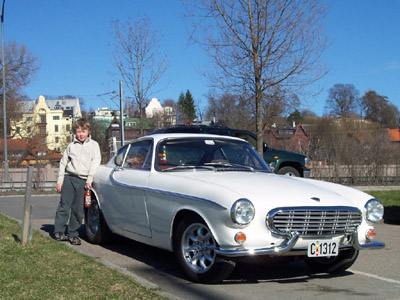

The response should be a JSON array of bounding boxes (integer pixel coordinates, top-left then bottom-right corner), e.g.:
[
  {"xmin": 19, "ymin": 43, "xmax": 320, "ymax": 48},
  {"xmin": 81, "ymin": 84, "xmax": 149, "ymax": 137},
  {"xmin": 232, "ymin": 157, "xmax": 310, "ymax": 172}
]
[{"xmin": 145, "ymin": 98, "xmax": 176, "ymax": 127}]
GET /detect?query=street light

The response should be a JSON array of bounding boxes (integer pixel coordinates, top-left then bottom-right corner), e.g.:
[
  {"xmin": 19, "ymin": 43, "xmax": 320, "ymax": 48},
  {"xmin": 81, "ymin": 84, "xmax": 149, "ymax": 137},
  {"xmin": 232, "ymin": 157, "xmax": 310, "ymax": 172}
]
[{"xmin": 1, "ymin": 0, "xmax": 8, "ymax": 182}]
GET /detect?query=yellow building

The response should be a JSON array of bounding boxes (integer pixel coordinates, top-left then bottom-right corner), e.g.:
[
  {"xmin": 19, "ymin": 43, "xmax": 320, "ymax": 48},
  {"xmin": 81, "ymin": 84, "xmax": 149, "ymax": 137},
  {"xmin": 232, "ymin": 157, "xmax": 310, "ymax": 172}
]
[{"xmin": 11, "ymin": 95, "xmax": 82, "ymax": 153}]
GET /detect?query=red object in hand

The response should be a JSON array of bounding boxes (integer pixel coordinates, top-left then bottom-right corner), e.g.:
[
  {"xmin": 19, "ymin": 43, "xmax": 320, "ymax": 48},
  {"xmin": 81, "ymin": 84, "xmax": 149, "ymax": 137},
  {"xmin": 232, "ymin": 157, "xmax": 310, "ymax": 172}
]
[{"xmin": 84, "ymin": 189, "xmax": 92, "ymax": 208}]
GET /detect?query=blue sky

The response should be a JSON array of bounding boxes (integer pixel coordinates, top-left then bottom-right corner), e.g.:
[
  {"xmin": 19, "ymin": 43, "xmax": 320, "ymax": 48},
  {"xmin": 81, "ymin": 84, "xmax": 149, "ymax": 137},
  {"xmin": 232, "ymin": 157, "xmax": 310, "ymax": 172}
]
[{"xmin": 5, "ymin": 0, "xmax": 400, "ymax": 117}]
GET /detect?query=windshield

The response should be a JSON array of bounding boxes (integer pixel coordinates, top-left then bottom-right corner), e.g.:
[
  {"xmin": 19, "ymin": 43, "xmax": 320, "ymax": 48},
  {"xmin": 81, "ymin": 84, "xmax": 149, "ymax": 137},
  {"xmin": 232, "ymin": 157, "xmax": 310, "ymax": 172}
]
[{"xmin": 155, "ymin": 138, "xmax": 271, "ymax": 172}]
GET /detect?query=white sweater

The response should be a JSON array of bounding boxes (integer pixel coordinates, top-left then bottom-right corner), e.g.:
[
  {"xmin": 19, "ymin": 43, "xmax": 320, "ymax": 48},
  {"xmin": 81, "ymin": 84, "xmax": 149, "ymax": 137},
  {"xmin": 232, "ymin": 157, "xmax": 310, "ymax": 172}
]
[{"xmin": 57, "ymin": 136, "xmax": 101, "ymax": 185}]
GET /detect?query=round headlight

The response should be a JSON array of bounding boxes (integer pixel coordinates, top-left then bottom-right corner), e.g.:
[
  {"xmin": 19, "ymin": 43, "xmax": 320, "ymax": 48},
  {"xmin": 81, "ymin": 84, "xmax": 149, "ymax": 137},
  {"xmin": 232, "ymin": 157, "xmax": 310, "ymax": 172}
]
[
  {"xmin": 230, "ymin": 199, "xmax": 255, "ymax": 225},
  {"xmin": 365, "ymin": 199, "xmax": 384, "ymax": 223}
]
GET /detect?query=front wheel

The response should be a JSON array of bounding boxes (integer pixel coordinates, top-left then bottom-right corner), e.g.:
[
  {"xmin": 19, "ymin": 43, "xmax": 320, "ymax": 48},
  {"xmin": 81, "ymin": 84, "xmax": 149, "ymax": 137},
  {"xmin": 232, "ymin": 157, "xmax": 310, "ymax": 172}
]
[
  {"xmin": 85, "ymin": 199, "xmax": 111, "ymax": 244},
  {"xmin": 304, "ymin": 248, "xmax": 359, "ymax": 274},
  {"xmin": 173, "ymin": 215, "xmax": 236, "ymax": 283},
  {"xmin": 277, "ymin": 166, "xmax": 301, "ymax": 177}
]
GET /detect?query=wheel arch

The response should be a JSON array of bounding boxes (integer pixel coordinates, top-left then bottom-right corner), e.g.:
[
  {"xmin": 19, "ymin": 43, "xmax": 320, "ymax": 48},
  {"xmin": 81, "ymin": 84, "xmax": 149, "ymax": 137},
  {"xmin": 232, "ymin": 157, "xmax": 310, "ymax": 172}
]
[{"xmin": 171, "ymin": 209, "xmax": 219, "ymax": 251}]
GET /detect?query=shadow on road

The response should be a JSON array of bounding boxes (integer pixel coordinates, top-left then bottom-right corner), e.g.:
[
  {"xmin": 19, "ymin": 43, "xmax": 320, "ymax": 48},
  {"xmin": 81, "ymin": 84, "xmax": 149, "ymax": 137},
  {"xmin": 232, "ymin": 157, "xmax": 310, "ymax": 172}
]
[{"xmin": 39, "ymin": 222, "xmax": 353, "ymax": 285}]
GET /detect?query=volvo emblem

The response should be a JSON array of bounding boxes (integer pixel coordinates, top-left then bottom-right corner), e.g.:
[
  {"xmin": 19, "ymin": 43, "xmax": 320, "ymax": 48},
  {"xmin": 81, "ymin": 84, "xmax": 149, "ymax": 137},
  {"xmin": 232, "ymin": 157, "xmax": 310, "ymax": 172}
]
[{"xmin": 311, "ymin": 197, "xmax": 320, "ymax": 202}]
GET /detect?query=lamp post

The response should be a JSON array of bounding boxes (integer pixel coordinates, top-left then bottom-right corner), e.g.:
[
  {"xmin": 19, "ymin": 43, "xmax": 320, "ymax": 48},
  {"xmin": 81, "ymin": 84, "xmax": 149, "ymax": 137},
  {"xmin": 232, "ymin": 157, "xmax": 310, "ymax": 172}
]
[{"xmin": 1, "ymin": 0, "xmax": 8, "ymax": 182}]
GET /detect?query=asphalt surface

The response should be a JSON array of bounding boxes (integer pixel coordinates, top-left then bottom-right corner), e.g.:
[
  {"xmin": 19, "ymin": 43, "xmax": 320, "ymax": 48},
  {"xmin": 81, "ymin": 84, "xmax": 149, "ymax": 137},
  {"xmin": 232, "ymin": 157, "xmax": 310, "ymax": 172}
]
[{"xmin": 1, "ymin": 194, "xmax": 400, "ymax": 300}]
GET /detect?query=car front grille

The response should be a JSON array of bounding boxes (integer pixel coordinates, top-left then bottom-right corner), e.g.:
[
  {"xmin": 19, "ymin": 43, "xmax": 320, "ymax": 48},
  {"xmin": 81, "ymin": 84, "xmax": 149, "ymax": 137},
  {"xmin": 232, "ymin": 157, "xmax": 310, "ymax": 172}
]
[{"xmin": 266, "ymin": 206, "xmax": 362, "ymax": 236}]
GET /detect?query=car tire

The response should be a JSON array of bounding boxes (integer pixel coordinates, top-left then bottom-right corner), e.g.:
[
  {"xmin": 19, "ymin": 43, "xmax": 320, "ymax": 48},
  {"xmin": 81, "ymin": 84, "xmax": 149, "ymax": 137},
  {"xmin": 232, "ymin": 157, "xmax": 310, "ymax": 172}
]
[
  {"xmin": 304, "ymin": 248, "xmax": 359, "ymax": 274},
  {"xmin": 173, "ymin": 215, "xmax": 236, "ymax": 283},
  {"xmin": 277, "ymin": 166, "xmax": 301, "ymax": 177},
  {"xmin": 85, "ymin": 198, "xmax": 111, "ymax": 245}
]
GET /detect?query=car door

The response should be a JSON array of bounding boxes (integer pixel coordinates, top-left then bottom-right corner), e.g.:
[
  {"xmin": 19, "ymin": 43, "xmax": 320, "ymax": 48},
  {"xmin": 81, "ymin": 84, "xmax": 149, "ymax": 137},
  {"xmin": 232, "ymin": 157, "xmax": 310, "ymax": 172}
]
[{"xmin": 110, "ymin": 139, "xmax": 153, "ymax": 237}]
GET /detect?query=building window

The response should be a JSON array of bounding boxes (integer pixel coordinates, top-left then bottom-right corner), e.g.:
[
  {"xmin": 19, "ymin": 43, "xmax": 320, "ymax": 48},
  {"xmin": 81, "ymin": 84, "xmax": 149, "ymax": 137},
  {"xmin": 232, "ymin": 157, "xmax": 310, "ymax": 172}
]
[
  {"xmin": 16, "ymin": 127, "xmax": 20, "ymax": 133},
  {"xmin": 66, "ymin": 124, "xmax": 70, "ymax": 131},
  {"xmin": 55, "ymin": 137, "xmax": 59, "ymax": 143},
  {"xmin": 40, "ymin": 114, "xmax": 46, "ymax": 123},
  {"xmin": 40, "ymin": 126, "xmax": 46, "ymax": 135},
  {"xmin": 38, "ymin": 151, "xmax": 47, "ymax": 156},
  {"xmin": 53, "ymin": 116, "xmax": 60, "ymax": 120},
  {"xmin": 66, "ymin": 136, "xmax": 71, "ymax": 143},
  {"xmin": 27, "ymin": 127, "xmax": 31, "ymax": 133},
  {"xmin": 55, "ymin": 125, "xmax": 59, "ymax": 132},
  {"xmin": 26, "ymin": 116, "xmax": 33, "ymax": 121}
]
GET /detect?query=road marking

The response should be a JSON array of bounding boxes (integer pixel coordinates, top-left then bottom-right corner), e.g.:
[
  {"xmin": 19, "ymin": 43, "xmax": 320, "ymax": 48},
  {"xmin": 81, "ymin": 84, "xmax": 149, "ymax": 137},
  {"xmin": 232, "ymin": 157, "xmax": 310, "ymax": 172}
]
[{"xmin": 350, "ymin": 269, "xmax": 400, "ymax": 285}]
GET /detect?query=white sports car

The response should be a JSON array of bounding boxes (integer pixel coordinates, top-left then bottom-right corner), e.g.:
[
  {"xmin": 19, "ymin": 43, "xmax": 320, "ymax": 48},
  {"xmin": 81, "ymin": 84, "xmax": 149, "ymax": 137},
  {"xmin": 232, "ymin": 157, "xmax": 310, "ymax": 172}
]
[{"xmin": 86, "ymin": 133, "xmax": 385, "ymax": 283}]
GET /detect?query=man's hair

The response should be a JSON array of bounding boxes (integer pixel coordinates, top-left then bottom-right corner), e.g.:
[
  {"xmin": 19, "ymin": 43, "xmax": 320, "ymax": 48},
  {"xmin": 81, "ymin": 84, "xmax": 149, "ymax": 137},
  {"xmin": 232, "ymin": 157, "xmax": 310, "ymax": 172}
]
[{"xmin": 73, "ymin": 118, "xmax": 91, "ymax": 132}]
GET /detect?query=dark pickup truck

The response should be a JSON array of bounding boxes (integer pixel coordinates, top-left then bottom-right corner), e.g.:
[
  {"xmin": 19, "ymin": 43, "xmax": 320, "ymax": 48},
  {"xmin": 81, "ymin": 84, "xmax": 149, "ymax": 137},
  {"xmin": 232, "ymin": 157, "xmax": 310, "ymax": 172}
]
[{"xmin": 150, "ymin": 125, "xmax": 310, "ymax": 177}]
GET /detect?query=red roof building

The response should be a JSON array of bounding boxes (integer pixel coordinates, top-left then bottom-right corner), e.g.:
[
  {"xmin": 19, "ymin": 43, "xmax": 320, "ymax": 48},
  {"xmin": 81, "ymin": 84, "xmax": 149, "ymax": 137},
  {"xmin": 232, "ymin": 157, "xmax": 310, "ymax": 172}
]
[{"xmin": 0, "ymin": 138, "xmax": 62, "ymax": 166}]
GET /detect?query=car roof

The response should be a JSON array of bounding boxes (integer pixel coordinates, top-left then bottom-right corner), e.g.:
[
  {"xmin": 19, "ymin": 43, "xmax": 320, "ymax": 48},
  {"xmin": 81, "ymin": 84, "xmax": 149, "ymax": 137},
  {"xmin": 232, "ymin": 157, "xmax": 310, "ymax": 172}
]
[{"xmin": 133, "ymin": 133, "xmax": 245, "ymax": 144}]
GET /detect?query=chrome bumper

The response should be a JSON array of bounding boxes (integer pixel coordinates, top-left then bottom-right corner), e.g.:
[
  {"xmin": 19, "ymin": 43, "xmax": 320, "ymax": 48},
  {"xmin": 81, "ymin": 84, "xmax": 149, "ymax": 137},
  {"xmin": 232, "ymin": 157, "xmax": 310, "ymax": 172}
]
[{"xmin": 215, "ymin": 232, "xmax": 385, "ymax": 257}]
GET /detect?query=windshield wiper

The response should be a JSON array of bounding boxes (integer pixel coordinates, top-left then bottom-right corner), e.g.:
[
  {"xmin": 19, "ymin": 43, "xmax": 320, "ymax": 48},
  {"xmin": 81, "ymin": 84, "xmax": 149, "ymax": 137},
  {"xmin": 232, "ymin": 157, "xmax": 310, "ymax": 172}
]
[
  {"xmin": 160, "ymin": 165, "xmax": 214, "ymax": 172},
  {"xmin": 203, "ymin": 162, "xmax": 254, "ymax": 172}
]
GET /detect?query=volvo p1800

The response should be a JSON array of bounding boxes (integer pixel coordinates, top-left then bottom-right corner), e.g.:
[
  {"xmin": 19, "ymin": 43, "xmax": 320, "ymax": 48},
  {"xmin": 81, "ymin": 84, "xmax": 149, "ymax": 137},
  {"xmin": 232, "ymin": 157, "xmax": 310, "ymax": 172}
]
[{"xmin": 85, "ymin": 134, "xmax": 385, "ymax": 283}]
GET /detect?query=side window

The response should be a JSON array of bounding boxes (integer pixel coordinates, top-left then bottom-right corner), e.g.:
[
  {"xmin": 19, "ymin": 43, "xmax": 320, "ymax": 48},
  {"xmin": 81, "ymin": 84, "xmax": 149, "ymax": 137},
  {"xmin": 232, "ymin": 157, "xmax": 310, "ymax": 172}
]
[
  {"xmin": 208, "ymin": 129, "xmax": 229, "ymax": 136},
  {"xmin": 115, "ymin": 144, "xmax": 130, "ymax": 166},
  {"xmin": 124, "ymin": 140, "xmax": 153, "ymax": 170},
  {"xmin": 235, "ymin": 132, "xmax": 257, "ymax": 148}
]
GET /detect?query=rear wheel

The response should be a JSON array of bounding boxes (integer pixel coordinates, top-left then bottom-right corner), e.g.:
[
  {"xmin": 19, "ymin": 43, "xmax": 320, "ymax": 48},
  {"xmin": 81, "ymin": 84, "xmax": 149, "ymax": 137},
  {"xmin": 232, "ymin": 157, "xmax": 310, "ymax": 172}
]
[
  {"xmin": 277, "ymin": 166, "xmax": 300, "ymax": 177},
  {"xmin": 85, "ymin": 199, "xmax": 111, "ymax": 244},
  {"xmin": 173, "ymin": 215, "xmax": 236, "ymax": 283},
  {"xmin": 304, "ymin": 248, "xmax": 359, "ymax": 274}
]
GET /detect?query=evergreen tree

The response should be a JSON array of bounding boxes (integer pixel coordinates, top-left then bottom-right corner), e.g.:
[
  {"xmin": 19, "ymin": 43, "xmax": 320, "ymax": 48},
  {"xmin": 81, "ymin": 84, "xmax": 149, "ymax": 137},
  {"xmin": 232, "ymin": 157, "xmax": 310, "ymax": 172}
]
[{"xmin": 177, "ymin": 90, "xmax": 197, "ymax": 123}]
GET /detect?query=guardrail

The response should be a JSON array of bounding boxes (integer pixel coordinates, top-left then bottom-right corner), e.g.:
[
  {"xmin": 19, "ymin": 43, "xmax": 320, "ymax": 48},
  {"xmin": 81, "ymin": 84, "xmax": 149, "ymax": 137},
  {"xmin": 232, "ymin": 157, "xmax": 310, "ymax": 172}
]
[{"xmin": 0, "ymin": 181, "xmax": 57, "ymax": 193}]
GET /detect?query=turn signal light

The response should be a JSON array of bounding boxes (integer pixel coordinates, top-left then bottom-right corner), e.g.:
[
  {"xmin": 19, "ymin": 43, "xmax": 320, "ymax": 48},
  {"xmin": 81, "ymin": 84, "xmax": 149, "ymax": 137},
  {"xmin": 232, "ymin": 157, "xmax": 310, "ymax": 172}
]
[
  {"xmin": 366, "ymin": 229, "xmax": 376, "ymax": 241},
  {"xmin": 234, "ymin": 232, "xmax": 247, "ymax": 244}
]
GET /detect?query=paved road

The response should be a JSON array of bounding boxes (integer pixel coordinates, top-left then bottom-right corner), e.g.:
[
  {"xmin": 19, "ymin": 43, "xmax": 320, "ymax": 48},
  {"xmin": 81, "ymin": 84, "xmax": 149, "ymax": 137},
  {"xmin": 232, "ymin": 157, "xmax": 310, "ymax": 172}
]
[{"xmin": 1, "ymin": 194, "xmax": 400, "ymax": 300}]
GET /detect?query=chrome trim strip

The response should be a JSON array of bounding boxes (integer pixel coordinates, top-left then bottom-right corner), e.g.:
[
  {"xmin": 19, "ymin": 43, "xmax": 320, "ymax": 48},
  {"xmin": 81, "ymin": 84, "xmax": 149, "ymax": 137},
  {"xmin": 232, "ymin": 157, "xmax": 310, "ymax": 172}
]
[
  {"xmin": 215, "ymin": 232, "xmax": 300, "ymax": 257},
  {"xmin": 109, "ymin": 170, "xmax": 226, "ymax": 210}
]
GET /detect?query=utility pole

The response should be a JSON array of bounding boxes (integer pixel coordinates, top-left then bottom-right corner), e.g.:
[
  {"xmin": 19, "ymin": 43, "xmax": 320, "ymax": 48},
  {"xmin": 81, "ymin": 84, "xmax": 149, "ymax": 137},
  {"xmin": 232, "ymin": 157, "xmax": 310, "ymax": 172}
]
[
  {"xmin": 119, "ymin": 80, "xmax": 124, "ymax": 147},
  {"xmin": 1, "ymin": 0, "xmax": 8, "ymax": 182}
]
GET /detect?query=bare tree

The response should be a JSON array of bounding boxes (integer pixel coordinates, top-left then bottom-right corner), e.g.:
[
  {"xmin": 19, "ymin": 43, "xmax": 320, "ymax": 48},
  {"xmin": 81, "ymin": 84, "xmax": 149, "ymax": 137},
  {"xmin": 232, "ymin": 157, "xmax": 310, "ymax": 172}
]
[
  {"xmin": 325, "ymin": 84, "xmax": 360, "ymax": 118},
  {"xmin": 206, "ymin": 91, "xmax": 254, "ymax": 129},
  {"xmin": 361, "ymin": 90, "xmax": 399, "ymax": 128},
  {"xmin": 184, "ymin": 0, "xmax": 327, "ymax": 154},
  {"xmin": 110, "ymin": 16, "xmax": 169, "ymax": 135},
  {"xmin": 0, "ymin": 40, "xmax": 39, "ymax": 137}
]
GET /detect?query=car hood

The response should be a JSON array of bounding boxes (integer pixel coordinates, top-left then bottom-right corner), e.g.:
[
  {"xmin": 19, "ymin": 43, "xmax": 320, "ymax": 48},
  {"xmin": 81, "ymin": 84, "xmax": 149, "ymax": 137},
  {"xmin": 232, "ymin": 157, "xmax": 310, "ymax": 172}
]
[{"xmin": 157, "ymin": 171, "xmax": 371, "ymax": 209}]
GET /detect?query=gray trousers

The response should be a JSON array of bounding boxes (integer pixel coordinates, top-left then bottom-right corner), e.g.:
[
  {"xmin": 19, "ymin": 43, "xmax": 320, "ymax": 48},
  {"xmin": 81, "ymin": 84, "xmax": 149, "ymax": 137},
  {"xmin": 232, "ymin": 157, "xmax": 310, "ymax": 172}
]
[{"xmin": 54, "ymin": 175, "xmax": 86, "ymax": 237}]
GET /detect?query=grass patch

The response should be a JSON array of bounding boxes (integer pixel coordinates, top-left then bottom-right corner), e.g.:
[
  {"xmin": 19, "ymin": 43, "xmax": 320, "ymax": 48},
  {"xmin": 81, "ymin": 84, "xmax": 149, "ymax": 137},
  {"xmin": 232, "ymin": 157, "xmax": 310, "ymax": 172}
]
[
  {"xmin": 0, "ymin": 213, "xmax": 167, "ymax": 300},
  {"xmin": 368, "ymin": 190, "xmax": 400, "ymax": 207}
]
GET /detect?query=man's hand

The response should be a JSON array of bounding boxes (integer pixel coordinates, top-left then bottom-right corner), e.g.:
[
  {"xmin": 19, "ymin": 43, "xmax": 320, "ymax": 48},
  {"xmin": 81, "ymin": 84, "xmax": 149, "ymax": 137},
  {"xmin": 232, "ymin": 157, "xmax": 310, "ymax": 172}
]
[
  {"xmin": 85, "ymin": 183, "xmax": 92, "ymax": 190},
  {"xmin": 56, "ymin": 183, "xmax": 62, "ymax": 193}
]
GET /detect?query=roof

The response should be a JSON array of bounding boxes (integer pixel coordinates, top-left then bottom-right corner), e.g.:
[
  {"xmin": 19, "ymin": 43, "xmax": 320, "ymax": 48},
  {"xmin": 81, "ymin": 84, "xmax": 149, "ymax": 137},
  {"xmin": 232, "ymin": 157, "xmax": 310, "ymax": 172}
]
[
  {"xmin": 137, "ymin": 133, "xmax": 243, "ymax": 144},
  {"xmin": 0, "ymin": 138, "xmax": 62, "ymax": 160},
  {"xmin": 46, "ymin": 98, "xmax": 79, "ymax": 109},
  {"xmin": 18, "ymin": 98, "xmax": 80, "ymax": 115},
  {"xmin": 0, "ymin": 139, "xmax": 28, "ymax": 151},
  {"xmin": 387, "ymin": 129, "xmax": 400, "ymax": 142}
]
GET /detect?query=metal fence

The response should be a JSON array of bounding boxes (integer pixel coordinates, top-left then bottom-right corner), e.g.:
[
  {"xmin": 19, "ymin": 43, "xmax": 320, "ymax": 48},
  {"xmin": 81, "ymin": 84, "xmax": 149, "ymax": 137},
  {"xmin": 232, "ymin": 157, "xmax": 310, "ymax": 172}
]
[{"xmin": 1, "ymin": 164, "xmax": 400, "ymax": 193}]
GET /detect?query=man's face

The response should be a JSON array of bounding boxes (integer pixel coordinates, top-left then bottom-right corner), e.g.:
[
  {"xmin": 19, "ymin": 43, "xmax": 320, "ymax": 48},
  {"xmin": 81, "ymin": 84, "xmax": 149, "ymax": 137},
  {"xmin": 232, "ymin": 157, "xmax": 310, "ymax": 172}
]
[{"xmin": 75, "ymin": 127, "xmax": 89, "ymax": 143}]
